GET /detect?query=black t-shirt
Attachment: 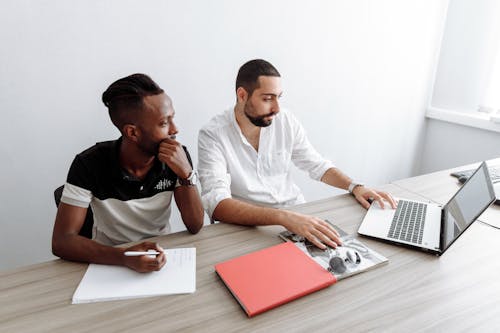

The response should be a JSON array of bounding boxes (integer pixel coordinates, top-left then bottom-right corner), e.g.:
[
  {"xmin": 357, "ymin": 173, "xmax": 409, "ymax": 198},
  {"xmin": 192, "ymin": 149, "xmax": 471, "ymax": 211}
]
[{"xmin": 61, "ymin": 138, "xmax": 193, "ymax": 245}]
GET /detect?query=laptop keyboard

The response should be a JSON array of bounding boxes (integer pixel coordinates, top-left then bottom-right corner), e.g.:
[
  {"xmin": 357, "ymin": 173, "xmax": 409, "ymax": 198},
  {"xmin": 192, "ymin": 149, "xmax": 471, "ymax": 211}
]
[{"xmin": 387, "ymin": 200, "xmax": 427, "ymax": 244}]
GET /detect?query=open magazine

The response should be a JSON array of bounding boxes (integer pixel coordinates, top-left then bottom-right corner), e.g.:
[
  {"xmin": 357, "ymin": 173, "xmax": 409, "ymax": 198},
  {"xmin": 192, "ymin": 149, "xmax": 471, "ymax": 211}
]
[{"xmin": 279, "ymin": 221, "xmax": 388, "ymax": 280}]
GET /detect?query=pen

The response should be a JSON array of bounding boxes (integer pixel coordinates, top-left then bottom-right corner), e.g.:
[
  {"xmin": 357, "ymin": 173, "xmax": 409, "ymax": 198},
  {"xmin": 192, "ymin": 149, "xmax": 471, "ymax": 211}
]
[{"xmin": 124, "ymin": 251, "xmax": 161, "ymax": 256}]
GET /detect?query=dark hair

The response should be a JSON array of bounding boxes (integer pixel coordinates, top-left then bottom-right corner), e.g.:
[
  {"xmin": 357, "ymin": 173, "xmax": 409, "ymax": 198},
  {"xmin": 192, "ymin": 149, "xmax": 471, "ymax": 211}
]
[
  {"xmin": 235, "ymin": 59, "xmax": 280, "ymax": 96},
  {"xmin": 102, "ymin": 73, "xmax": 164, "ymax": 130}
]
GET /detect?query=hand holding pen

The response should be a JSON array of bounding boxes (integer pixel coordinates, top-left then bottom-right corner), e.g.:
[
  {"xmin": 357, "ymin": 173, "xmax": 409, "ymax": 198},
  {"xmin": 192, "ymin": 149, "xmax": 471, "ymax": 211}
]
[{"xmin": 122, "ymin": 242, "xmax": 166, "ymax": 273}]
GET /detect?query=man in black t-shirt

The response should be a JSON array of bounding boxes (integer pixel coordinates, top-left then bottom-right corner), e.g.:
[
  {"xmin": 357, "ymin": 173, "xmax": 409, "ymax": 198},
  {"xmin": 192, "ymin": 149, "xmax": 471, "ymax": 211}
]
[{"xmin": 52, "ymin": 74, "xmax": 204, "ymax": 273}]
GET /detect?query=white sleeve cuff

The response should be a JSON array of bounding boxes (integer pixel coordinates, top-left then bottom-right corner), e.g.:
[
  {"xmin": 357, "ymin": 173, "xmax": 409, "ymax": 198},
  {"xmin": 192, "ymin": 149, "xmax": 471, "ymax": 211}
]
[
  {"xmin": 202, "ymin": 190, "xmax": 232, "ymax": 219},
  {"xmin": 60, "ymin": 183, "xmax": 92, "ymax": 208},
  {"xmin": 309, "ymin": 160, "xmax": 336, "ymax": 181},
  {"xmin": 200, "ymin": 171, "xmax": 233, "ymax": 218}
]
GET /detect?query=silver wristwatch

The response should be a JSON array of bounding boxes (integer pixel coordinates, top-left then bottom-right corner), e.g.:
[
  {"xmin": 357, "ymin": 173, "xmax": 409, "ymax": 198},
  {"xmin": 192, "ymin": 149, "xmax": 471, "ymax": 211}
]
[
  {"xmin": 179, "ymin": 170, "xmax": 198, "ymax": 186},
  {"xmin": 348, "ymin": 181, "xmax": 364, "ymax": 194}
]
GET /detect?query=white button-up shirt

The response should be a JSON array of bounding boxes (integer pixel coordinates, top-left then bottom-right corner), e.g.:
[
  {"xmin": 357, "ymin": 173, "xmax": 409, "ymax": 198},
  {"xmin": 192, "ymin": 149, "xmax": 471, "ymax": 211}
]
[{"xmin": 198, "ymin": 108, "xmax": 335, "ymax": 218}]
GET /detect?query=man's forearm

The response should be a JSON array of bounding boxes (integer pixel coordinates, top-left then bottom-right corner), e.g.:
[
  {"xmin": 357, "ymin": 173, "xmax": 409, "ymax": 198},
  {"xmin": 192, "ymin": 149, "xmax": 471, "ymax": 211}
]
[
  {"xmin": 52, "ymin": 234, "xmax": 125, "ymax": 265},
  {"xmin": 320, "ymin": 167, "xmax": 352, "ymax": 190},
  {"xmin": 174, "ymin": 186, "xmax": 204, "ymax": 234},
  {"xmin": 212, "ymin": 198, "xmax": 342, "ymax": 249},
  {"xmin": 212, "ymin": 198, "xmax": 290, "ymax": 227}
]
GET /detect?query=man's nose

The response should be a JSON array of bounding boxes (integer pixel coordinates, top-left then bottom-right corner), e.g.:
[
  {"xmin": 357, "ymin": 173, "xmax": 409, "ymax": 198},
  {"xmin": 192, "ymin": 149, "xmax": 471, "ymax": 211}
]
[
  {"xmin": 169, "ymin": 121, "xmax": 179, "ymax": 136},
  {"xmin": 272, "ymin": 100, "xmax": 280, "ymax": 114}
]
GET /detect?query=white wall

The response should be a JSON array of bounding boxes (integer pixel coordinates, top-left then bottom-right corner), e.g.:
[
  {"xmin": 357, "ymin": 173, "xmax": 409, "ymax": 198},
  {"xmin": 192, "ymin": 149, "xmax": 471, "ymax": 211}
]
[
  {"xmin": 420, "ymin": 0, "xmax": 500, "ymax": 173},
  {"xmin": 420, "ymin": 120, "xmax": 500, "ymax": 174},
  {"xmin": 0, "ymin": 0, "xmax": 448, "ymax": 270}
]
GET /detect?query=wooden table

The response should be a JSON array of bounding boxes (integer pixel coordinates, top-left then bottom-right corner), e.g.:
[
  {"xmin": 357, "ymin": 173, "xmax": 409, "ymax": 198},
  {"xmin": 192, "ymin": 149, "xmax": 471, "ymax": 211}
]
[{"xmin": 2, "ymin": 182, "xmax": 500, "ymax": 332}]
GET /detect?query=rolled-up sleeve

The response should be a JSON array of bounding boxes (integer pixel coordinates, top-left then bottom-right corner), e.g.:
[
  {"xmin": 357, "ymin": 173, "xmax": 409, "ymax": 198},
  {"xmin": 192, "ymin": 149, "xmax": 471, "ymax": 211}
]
[
  {"xmin": 289, "ymin": 114, "xmax": 335, "ymax": 181},
  {"xmin": 61, "ymin": 155, "xmax": 94, "ymax": 207},
  {"xmin": 61, "ymin": 182, "xmax": 92, "ymax": 208},
  {"xmin": 198, "ymin": 127, "xmax": 232, "ymax": 218}
]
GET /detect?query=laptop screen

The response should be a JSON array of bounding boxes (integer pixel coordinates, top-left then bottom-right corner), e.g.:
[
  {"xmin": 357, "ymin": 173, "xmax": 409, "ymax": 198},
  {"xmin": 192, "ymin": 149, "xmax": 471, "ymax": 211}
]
[{"xmin": 441, "ymin": 162, "xmax": 496, "ymax": 251}]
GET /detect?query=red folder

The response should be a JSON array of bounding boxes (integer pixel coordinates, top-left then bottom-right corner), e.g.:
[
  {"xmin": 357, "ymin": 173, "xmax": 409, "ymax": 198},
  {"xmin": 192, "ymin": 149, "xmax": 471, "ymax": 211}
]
[{"xmin": 215, "ymin": 242, "xmax": 336, "ymax": 317}]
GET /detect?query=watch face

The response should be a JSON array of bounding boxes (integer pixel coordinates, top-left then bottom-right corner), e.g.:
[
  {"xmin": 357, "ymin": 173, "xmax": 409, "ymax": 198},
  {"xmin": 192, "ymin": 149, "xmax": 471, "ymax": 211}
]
[
  {"xmin": 190, "ymin": 171, "xmax": 198, "ymax": 185},
  {"xmin": 181, "ymin": 170, "xmax": 197, "ymax": 186}
]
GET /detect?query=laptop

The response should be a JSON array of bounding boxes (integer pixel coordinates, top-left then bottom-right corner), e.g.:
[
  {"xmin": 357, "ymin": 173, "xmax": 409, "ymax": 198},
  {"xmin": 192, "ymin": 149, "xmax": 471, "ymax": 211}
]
[
  {"xmin": 358, "ymin": 162, "xmax": 496, "ymax": 255},
  {"xmin": 450, "ymin": 164, "xmax": 500, "ymax": 205}
]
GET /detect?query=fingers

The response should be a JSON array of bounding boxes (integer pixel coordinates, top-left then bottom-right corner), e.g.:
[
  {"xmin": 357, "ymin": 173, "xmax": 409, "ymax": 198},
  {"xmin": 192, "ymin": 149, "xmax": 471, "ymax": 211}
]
[
  {"xmin": 310, "ymin": 226, "xmax": 342, "ymax": 249},
  {"xmin": 126, "ymin": 242, "xmax": 167, "ymax": 272},
  {"xmin": 161, "ymin": 136, "xmax": 178, "ymax": 144},
  {"xmin": 290, "ymin": 216, "xmax": 343, "ymax": 250},
  {"xmin": 158, "ymin": 141, "xmax": 191, "ymax": 178},
  {"xmin": 158, "ymin": 143, "xmax": 181, "ymax": 158},
  {"xmin": 133, "ymin": 258, "xmax": 164, "ymax": 273},
  {"xmin": 316, "ymin": 220, "xmax": 342, "ymax": 244},
  {"xmin": 352, "ymin": 187, "xmax": 375, "ymax": 209},
  {"xmin": 145, "ymin": 252, "xmax": 166, "ymax": 271},
  {"xmin": 305, "ymin": 233, "xmax": 328, "ymax": 250},
  {"xmin": 355, "ymin": 187, "xmax": 398, "ymax": 210},
  {"xmin": 380, "ymin": 192, "xmax": 398, "ymax": 209},
  {"xmin": 357, "ymin": 195, "xmax": 372, "ymax": 209},
  {"xmin": 152, "ymin": 242, "xmax": 166, "ymax": 270},
  {"xmin": 369, "ymin": 191, "xmax": 398, "ymax": 209},
  {"xmin": 371, "ymin": 193, "xmax": 385, "ymax": 209},
  {"xmin": 159, "ymin": 137, "xmax": 184, "ymax": 150},
  {"xmin": 158, "ymin": 138, "xmax": 183, "ymax": 157}
]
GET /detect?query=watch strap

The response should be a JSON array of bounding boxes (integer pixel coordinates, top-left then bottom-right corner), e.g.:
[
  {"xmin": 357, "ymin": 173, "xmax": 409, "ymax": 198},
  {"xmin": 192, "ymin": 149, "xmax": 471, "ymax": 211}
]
[
  {"xmin": 348, "ymin": 181, "xmax": 364, "ymax": 193},
  {"xmin": 179, "ymin": 170, "xmax": 197, "ymax": 186}
]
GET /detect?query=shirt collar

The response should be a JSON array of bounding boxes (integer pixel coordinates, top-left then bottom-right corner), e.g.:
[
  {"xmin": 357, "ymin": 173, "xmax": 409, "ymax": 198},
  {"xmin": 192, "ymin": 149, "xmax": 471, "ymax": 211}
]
[{"xmin": 230, "ymin": 107, "xmax": 250, "ymax": 147}]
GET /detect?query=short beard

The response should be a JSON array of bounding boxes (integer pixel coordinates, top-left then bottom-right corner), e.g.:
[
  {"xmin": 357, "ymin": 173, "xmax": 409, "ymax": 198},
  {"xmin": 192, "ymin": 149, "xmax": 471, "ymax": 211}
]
[
  {"xmin": 136, "ymin": 136, "xmax": 160, "ymax": 157},
  {"xmin": 244, "ymin": 102, "xmax": 274, "ymax": 127},
  {"xmin": 244, "ymin": 112, "xmax": 273, "ymax": 127}
]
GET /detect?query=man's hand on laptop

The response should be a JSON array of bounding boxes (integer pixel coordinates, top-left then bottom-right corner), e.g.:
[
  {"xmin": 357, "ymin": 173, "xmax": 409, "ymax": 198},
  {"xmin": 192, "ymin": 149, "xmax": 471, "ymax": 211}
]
[
  {"xmin": 282, "ymin": 212, "xmax": 342, "ymax": 250},
  {"xmin": 352, "ymin": 186, "xmax": 397, "ymax": 209}
]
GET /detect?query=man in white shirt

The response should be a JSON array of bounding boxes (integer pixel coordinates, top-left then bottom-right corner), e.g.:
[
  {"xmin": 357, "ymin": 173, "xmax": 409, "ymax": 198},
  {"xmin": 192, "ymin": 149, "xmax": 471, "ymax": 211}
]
[{"xmin": 198, "ymin": 59, "xmax": 396, "ymax": 249}]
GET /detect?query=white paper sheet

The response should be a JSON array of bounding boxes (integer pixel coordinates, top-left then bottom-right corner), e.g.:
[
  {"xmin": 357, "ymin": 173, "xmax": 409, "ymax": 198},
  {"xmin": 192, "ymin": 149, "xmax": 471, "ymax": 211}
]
[{"xmin": 72, "ymin": 248, "xmax": 196, "ymax": 304}]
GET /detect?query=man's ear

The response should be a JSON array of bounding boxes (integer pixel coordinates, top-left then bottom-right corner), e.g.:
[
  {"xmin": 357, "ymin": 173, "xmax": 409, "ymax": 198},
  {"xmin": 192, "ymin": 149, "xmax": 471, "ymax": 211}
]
[
  {"xmin": 236, "ymin": 87, "xmax": 248, "ymax": 103},
  {"xmin": 123, "ymin": 124, "xmax": 139, "ymax": 142}
]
